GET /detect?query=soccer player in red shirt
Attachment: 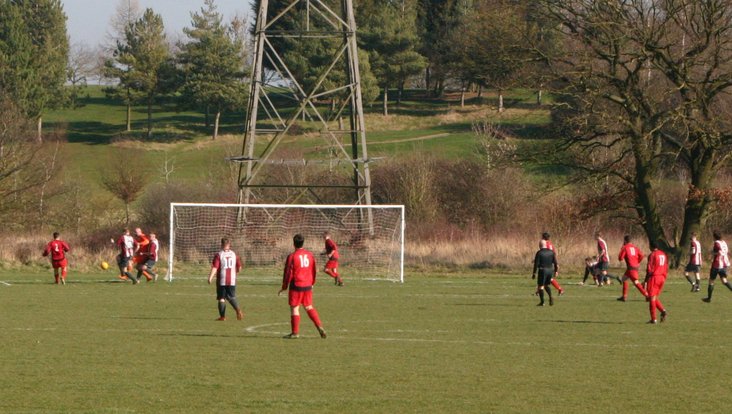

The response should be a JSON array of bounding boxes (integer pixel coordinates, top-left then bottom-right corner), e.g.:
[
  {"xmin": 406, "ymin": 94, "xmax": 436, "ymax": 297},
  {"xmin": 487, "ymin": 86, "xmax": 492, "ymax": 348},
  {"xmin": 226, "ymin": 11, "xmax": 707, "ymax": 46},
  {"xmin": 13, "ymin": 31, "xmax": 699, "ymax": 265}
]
[
  {"xmin": 115, "ymin": 228, "xmax": 136, "ymax": 283},
  {"xmin": 42, "ymin": 232, "xmax": 70, "ymax": 285},
  {"xmin": 208, "ymin": 238, "xmax": 244, "ymax": 321},
  {"xmin": 702, "ymin": 231, "xmax": 732, "ymax": 303},
  {"xmin": 279, "ymin": 234, "xmax": 327, "ymax": 339},
  {"xmin": 133, "ymin": 227, "xmax": 153, "ymax": 282},
  {"xmin": 595, "ymin": 232, "xmax": 611, "ymax": 286},
  {"xmin": 684, "ymin": 232, "xmax": 702, "ymax": 292},
  {"xmin": 322, "ymin": 231, "xmax": 343, "ymax": 286},
  {"xmin": 644, "ymin": 242, "xmax": 668, "ymax": 324},
  {"xmin": 617, "ymin": 235, "xmax": 649, "ymax": 301},
  {"xmin": 541, "ymin": 232, "xmax": 564, "ymax": 295}
]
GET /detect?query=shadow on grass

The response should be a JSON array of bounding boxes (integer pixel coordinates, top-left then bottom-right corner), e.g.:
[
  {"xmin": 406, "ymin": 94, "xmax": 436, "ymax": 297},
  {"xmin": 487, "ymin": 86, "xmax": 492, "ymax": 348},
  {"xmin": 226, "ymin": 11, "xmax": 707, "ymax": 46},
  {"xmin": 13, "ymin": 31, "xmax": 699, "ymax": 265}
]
[{"xmin": 541, "ymin": 320, "xmax": 626, "ymax": 325}]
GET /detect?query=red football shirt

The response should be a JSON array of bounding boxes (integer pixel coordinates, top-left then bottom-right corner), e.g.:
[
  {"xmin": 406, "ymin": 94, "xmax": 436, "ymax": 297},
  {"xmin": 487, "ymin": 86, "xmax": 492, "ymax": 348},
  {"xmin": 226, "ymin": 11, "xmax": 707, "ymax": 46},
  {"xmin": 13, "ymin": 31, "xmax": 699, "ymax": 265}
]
[
  {"xmin": 43, "ymin": 240, "xmax": 70, "ymax": 261},
  {"xmin": 325, "ymin": 239, "xmax": 339, "ymax": 260},
  {"xmin": 618, "ymin": 243, "xmax": 644, "ymax": 269},
  {"xmin": 282, "ymin": 248, "xmax": 317, "ymax": 290},
  {"xmin": 646, "ymin": 249, "xmax": 668, "ymax": 279}
]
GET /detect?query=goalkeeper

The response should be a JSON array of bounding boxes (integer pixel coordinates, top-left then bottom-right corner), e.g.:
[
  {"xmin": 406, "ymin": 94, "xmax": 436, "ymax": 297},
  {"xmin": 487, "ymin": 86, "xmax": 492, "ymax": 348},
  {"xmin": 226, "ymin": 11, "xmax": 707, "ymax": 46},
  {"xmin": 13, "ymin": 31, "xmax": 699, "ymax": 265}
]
[{"xmin": 322, "ymin": 232, "xmax": 343, "ymax": 286}]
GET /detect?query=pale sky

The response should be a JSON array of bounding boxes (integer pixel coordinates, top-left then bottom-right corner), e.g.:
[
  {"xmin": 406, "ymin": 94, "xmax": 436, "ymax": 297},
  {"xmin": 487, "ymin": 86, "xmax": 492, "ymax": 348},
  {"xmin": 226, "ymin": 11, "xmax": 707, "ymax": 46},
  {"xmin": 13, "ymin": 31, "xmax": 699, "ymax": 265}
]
[{"xmin": 61, "ymin": 0, "xmax": 254, "ymax": 47}]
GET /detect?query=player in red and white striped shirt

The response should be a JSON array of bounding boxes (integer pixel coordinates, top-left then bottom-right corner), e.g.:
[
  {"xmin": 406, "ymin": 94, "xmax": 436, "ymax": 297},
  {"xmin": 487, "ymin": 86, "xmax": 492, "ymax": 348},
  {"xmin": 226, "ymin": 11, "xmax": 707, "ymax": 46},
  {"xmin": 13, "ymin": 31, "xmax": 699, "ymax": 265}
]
[
  {"xmin": 684, "ymin": 233, "xmax": 702, "ymax": 292},
  {"xmin": 42, "ymin": 232, "xmax": 70, "ymax": 285},
  {"xmin": 208, "ymin": 238, "xmax": 244, "ymax": 321},
  {"xmin": 115, "ymin": 228, "xmax": 136, "ymax": 283},
  {"xmin": 279, "ymin": 234, "xmax": 326, "ymax": 339},
  {"xmin": 617, "ymin": 235, "xmax": 648, "ymax": 301},
  {"xmin": 541, "ymin": 232, "xmax": 564, "ymax": 295},
  {"xmin": 645, "ymin": 242, "xmax": 668, "ymax": 324},
  {"xmin": 595, "ymin": 232, "xmax": 611, "ymax": 286},
  {"xmin": 702, "ymin": 231, "xmax": 732, "ymax": 303}
]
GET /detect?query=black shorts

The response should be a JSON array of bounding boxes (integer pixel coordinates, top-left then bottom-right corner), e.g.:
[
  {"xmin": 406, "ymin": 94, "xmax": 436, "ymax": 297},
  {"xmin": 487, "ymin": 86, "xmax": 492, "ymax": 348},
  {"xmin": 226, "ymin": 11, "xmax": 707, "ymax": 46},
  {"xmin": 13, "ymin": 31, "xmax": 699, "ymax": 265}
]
[
  {"xmin": 685, "ymin": 264, "xmax": 701, "ymax": 273},
  {"xmin": 117, "ymin": 254, "xmax": 131, "ymax": 268},
  {"xmin": 537, "ymin": 269, "xmax": 553, "ymax": 286},
  {"xmin": 216, "ymin": 285, "xmax": 237, "ymax": 301},
  {"xmin": 144, "ymin": 259, "xmax": 156, "ymax": 270},
  {"xmin": 597, "ymin": 261, "xmax": 609, "ymax": 271},
  {"xmin": 710, "ymin": 267, "xmax": 728, "ymax": 280}
]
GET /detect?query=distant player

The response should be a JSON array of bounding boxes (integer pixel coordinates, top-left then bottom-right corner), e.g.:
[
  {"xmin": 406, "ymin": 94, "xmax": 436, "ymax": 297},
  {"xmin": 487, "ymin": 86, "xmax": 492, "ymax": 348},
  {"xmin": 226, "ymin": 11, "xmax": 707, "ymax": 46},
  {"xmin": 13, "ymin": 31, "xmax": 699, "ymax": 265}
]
[
  {"xmin": 144, "ymin": 233, "xmax": 160, "ymax": 282},
  {"xmin": 702, "ymin": 231, "xmax": 732, "ymax": 303},
  {"xmin": 617, "ymin": 235, "xmax": 649, "ymax": 301},
  {"xmin": 581, "ymin": 256, "xmax": 600, "ymax": 285},
  {"xmin": 115, "ymin": 228, "xmax": 136, "ymax": 284},
  {"xmin": 645, "ymin": 242, "xmax": 668, "ymax": 324},
  {"xmin": 42, "ymin": 232, "xmax": 70, "ymax": 285},
  {"xmin": 322, "ymin": 231, "xmax": 343, "ymax": 286},
  {"xmin": 684, "ymin": 233, "xmax": 702, "ymax": 292},
  {"xmin": 133, "ymin": 227, "xmax": 152, "ymax": 282},
  {"xmin": 595, "ymin": 232, "xmax": 611, "ymax": 285},
  {"xmin": 532, "ymin": 240, "xmax": 558, "ymax": 306},
  {"xmin": 279, "ymin": 234, "xmax": 327, "ymax": 339},
  {"xmin": 207, "ymin": 238, "xmax": 244, "ymax": 321},
  {"xmin": 541, "ymin": 232, "xmax": 564, "ymax": 295}
]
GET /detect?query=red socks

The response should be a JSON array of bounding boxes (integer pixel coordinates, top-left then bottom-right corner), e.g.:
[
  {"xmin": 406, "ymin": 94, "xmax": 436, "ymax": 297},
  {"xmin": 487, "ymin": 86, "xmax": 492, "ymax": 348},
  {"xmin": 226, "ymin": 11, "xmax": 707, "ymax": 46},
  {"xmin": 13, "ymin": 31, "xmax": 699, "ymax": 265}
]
[
  {"xmin": 649, "ymin": 299, "xmax": 657, "ymax": 321},
  {"xmin": 290, "ymin": 315, "xmax": 301, "ymax": 335},
  {"xmin": 649, "ymin": 299, "xmax": 665, "ymax": 321},
  {"xmin": 306, "ymin": 308, "xmax": 322, "ymax": 328},
  {"xmin": 325, "ymin": 268, "xmax": 338, "ymax": 279},
  {"xmin": 551, "ymin": 279, "xmax": 562, "ymax": 291},
  {"xmin": 622, "ymin": 281, "xmax": 629, "ymax": 298},
  {"xmin": 635, "ymin": 282, "xmax": 648, "ymax": 297}
]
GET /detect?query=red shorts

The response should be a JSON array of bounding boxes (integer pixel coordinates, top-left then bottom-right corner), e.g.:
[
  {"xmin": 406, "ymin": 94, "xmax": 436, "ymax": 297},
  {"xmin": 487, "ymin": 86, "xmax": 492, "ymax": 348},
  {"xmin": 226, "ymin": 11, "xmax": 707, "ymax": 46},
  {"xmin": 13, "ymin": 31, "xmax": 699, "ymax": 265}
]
[
  {"xmin": 647, "ymin": 276, "xmax": 666, "ymax": 296},
  {"xmin": 52, "ymin": 259, "xmax": 67, "ymax": 269},
  {"xmin": 288, "ymin": 289, "xmax": 313, "ymax": 307},
  {"xmin": 133, "ymin": 256, "xmax": 145, "ymax": 265},
  {"xmin": 325, "ymin": 259, "xmax": 338, "ymax": 270},
  {"xmin": 623, "ymin": 269, "xmax": 639, "ymax": 281}
]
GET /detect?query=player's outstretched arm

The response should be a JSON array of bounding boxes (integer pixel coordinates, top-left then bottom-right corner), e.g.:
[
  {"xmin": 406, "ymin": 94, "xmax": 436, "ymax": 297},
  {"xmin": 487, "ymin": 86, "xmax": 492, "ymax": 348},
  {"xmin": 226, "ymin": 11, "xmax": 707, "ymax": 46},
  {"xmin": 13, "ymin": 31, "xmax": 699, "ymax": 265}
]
[{"xmin": 207, "ymin": 268, "xmax": 217, "ymax": 284}]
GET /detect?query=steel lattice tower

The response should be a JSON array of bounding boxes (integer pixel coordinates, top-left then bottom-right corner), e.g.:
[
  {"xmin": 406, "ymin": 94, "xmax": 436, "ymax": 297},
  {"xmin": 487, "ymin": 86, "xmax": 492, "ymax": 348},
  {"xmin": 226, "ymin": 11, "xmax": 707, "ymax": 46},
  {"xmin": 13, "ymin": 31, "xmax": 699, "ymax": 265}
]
[{"xmin": 233, "ymin": 0, "xmax": 373, "ymax": 208}]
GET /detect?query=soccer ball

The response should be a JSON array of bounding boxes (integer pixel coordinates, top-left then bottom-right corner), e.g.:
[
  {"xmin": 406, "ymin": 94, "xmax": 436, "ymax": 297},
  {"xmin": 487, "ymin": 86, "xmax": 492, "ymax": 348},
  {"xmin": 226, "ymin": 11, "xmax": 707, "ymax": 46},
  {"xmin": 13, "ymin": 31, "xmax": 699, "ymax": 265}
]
[{"xmin": 100, "ymin": 261, "xmax": 109, "ymax": 270}]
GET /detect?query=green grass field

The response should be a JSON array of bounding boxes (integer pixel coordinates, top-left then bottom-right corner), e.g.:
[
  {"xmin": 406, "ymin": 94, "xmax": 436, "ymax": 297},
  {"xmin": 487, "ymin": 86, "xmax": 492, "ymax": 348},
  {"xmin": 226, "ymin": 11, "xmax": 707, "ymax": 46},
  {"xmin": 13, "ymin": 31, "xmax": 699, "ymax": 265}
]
[{"xmin": 1, "ymin": 270, "xmax": 730, "ymax": 413}]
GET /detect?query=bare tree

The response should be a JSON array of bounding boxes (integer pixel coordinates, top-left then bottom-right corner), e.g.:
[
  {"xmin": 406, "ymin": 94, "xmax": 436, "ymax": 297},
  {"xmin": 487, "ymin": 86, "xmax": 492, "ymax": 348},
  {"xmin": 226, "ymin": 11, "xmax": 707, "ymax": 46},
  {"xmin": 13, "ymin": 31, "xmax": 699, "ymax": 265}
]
[
  {"xmin": 536, "ymin": 0, "xmax": 732, "ymax": 264},
  {"xmin": 105, "ymin": 0, "xmax": 142, "ymax": 52},
  {"xmin": 67, "ymin": 41, "xmax": 96, "ymax": 108},
  {"xmin": 100, "ymin": 152, "xmax": 149, "ymax": 225}
]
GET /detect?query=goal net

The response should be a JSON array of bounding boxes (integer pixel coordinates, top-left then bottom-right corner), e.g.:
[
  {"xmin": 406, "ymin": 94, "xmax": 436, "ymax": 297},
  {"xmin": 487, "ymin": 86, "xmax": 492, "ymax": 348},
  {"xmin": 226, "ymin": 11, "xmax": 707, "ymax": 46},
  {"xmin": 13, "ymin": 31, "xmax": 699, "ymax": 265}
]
[{"xmin": 167, "ymin": 203, "xmax": 405, "ymax": 282}]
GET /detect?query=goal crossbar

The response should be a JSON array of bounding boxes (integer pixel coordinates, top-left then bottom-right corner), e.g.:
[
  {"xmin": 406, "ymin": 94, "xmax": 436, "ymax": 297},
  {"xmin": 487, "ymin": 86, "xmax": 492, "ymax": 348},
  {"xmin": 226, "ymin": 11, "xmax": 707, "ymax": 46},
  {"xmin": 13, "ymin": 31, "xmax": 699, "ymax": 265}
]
[{"xmin": 167, "ymin": 203, "xmax": 405, "ymax": 283}]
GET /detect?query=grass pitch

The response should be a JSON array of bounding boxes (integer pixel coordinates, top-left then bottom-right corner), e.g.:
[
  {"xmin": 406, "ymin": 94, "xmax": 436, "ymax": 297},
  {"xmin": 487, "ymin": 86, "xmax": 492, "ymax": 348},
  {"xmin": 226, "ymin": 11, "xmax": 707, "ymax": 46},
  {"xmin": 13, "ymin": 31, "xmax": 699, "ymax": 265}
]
[{"xmin": 1, "ymin": 270, "xmax": 729, "ymax": 413}]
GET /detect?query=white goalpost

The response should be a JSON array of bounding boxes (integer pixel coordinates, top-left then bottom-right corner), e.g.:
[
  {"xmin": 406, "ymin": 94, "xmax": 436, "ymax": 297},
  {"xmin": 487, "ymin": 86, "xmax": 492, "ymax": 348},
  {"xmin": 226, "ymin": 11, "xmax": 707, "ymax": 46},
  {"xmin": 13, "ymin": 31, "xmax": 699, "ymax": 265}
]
[{"xmin": 167, "ymin": 203, "xmax": 405, "ymax": 282}]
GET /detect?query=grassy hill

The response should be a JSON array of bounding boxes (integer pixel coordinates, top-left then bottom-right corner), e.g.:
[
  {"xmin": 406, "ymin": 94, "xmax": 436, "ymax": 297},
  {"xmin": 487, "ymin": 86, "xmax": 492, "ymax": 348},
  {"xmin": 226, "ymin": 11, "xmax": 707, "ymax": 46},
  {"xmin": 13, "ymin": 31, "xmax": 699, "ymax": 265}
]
[{"xmin": 45, "ymin": 86, "xmax": 554, "ymax": 191}]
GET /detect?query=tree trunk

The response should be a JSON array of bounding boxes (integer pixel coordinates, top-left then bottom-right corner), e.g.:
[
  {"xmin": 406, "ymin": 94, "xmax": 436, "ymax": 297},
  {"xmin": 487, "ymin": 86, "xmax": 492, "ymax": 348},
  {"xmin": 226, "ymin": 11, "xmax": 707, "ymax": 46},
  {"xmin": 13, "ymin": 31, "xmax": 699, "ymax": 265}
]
[
  {"xmin": 213, "ymin": 111, "xmax": 221, "ymax": 140},
  {"xmin": 425, "ymin": 66, "xmax": 431, "ymax": 94},
  {"xmin": 147, "ymin": 97, "xmax": 153, "ymax": 139},
  {"xmin": 675, "ymin": 147, "xmax": 716, "ymax": 266},
  {"xmin": 477, "ymin": 85, "xmax": 483, "ymax": 99},
  {"xmin": 205, "ymin": 105, "xmax": 211, "ymax": 128},
  {"xmin": 460, "ymin": 87, "xmax": 466, "ymax": 108},
  {"xmin": 537, "ymin": 89, "xmax": 543, "ymax": 106},
  {"xmin": 125, "ymin": 202, "xmax": 130, "ymax": 226},
  {"xmin": 37, "ymin": 116, "xmax": 43, "ymax": 142},
  {"xmin": 498, "ymin": 91, "xmax": 504, "ymax": 112},
  {"xmin": 397, "ymin": 82, "xmax": 404, "ymax": 105},
  {"xmin": 126, "ymin": 104, "xmax": 132, "ymax": 132},
  {"xmin": 383, "ymin": 86, "xmax": 388, "ymax": 116}
]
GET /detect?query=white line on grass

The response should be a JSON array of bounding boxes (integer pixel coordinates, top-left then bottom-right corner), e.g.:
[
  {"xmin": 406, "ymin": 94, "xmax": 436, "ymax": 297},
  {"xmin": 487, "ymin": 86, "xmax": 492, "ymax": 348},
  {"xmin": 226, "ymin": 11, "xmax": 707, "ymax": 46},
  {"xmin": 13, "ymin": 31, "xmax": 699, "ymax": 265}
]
[{"xmin": 0, "ymin": 280, "xmax": 11, "ymax": 286}]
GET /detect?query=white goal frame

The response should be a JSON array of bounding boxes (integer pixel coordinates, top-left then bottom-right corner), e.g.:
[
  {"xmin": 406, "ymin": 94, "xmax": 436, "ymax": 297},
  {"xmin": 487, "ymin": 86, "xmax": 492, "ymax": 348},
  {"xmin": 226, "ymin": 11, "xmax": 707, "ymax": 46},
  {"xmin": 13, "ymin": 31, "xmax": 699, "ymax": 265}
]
[{"xmin": 167, "ymin": 203, "xmax": 405, "ymax": 283}]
